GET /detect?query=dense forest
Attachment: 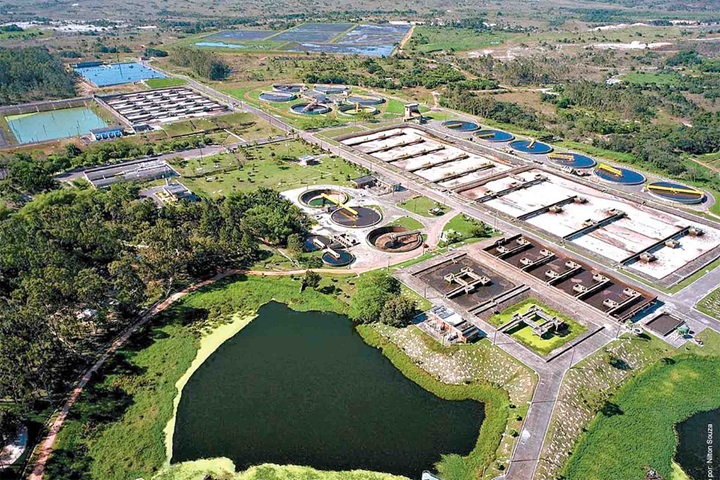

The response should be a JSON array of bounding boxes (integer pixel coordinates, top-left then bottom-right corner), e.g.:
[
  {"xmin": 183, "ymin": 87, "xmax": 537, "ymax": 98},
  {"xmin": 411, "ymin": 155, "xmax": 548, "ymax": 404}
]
[
  {"xmin": 170, "ymin": 47, "xmax": 231, "ymax": 80},
  {"xmin": 0, "ymin": 185, "xmax": 308, "ymax": 406},
  {"xmin": 0, "ymin": 47, "xmax": 77, "ymax": 105}
]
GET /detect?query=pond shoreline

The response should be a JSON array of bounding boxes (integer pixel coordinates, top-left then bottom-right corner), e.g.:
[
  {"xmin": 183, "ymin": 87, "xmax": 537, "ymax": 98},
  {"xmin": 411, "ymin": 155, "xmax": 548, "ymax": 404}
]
[{"xmin": 163, "ymin": 312, "xmax": 256, "ymax": 464}]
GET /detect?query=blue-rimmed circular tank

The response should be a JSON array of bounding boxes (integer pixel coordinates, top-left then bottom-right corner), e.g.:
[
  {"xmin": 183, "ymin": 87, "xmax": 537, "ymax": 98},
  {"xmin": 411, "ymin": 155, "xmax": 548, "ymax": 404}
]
[
  {"xmin": 290, "ymin": 102, "xmax": 331, "ymax": 115},
  {"xmin": 304, "ymin": 235, "xmax": 332, "ymax": 252},
  {"xmin": 322, "ymin": 250, "xmax": 355, "ymax": 267},
  {"xmin": 259, "ymin": 92, "xmax": 297, "ymax": 102},
  {"xmin": 509, "ymin": 139, "xmax": 553, "ymax": 154},
  {"xmin": 338, "ymin": 104, "xmax": 378, "ymax": 116},
  {"xmin": 299, "ymin": 188, "xmax": 349, "ymax": 208},
  {"xmin": 272, "ymin": 83, "xmax": 304, "ymax": 93},
  {"xmin": 314, "ymin": 84, "xmax": 348, "ymax": 94},
  {"xmin": 442, "ymin": 120, "xmax": 480, "ymax": 132},
  {"xmin": 594, "ymin": 165, "xmax": 646, "ymax": 185},
  {"xmin": 647, "ymin": 181, "xmax": 705, "ymax": 204},
  {"xmin": 549, "ymin": 152, "xmax": 597, "ymax": 169},
  {"xmin": 474, "ymin": 129, "xmax": 514, "ymax": 142},
  {"xmin": 347, "ymin": 95, "xmax": 385, "ymax": 106}
]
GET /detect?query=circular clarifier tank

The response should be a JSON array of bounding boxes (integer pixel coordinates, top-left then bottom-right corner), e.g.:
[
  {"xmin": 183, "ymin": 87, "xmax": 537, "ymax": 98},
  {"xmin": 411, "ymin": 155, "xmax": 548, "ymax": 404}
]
[
  {"xmin": 367, "ymin": 226, "xmax": 423, "ymax": 253},
  {"xmin": 304, "ymin": 234, "xmax": 332, "ymax": 252},
  {"xmin": 290, "ymin": 102, "xmax": 331, "ymax": 115},
  {"xmin": 647, "ymin": 181, "xmax": 705, "ymax": 204},
  {"xmin": 548, "ymin": 152, "xmax": 597, "ymax": 169},
  {"xmin": 474, "ymin": 129, "xmax": 514, "ymax": 142},
  {"xmin": 321, "ymin": 249, "xmax": 355, "ymax": 267},
  {"xmin": 314, "ymin": 84, "xmax": 349, "ymax": 94},
  {"xmin": 509, "ymin": 139, "xmax": 553, "ymax": 154},
  {"xmin": 442, "ymin": 120, "xmax": 480, "ymax": 132},
  {"xmin": 594, "ymin": 164, "xmax": 646, "ymax": 185},
  {"xmin": 272, "ymin": 83, "xmax": 305, "ymax": 93},
  {"xmin": 259, "ymin": 91, "xmax": 297, "ymax": 102},
  {"xmin": 346, "ymin": 95, "xmax": 385, "ymax": 106},
  {"xmin": 299, "ymin": 188, "xmax": 350, "ymax": 208},
  {"xmin": 330, "ymin": 206, "xmax": 382, "ymax": 228},
  {"xmin": 338, "ymin": 104, "xmax": 378, "ymax": 116}
]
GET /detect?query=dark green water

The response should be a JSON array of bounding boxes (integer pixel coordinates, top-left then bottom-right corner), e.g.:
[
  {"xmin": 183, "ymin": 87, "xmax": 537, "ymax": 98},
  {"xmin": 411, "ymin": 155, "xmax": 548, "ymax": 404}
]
[
  {"xmin": 676, "ymin": 408, "xmax": 720, "ymax": 480},
  {"xmin": 172, "ymin": 302, "xmax": 485, "ymax": 477}
]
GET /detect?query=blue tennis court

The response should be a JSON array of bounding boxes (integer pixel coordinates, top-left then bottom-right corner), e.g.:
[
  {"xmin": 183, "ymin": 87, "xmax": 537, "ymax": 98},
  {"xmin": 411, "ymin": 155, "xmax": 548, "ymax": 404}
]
[
  {"xmin": 74, "ymin": 62, "xmax": 166, "ymax": 87},
  {"xmin": 6, "ymin": 107, "xmax": 108, "ymax": 144}
]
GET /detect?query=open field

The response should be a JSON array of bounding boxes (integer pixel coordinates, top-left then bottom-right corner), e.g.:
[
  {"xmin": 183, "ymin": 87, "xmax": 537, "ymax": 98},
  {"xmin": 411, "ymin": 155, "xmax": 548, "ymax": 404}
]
[
  {"xmin": 388, "ymin": 216, "xmax": 425, "ymax": 231},
  {"xmin": 145, "ymin": 78, "xmax": 189, "ymax": 89},
  {"xmin": 397, "ymin": 195, "xmax": 448, "ymax": 217},
  {"xmin": 170, "ymin": 140, "xmax": 368, "ymax": 198},
  {"xmin": 407, "ymin": 27, "xmax": 511, "ymax": 54}
]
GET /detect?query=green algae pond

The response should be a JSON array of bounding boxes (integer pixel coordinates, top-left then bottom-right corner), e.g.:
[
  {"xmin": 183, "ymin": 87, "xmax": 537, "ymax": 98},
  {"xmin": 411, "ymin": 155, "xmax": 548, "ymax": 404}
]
[{"xmin": 171, "ymin": 302, "xmax": 484, "ymax": 477}]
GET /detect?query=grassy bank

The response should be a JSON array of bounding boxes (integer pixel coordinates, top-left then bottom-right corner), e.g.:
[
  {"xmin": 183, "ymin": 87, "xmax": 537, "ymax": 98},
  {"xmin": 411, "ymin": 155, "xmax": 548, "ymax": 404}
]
[
  {"xmin": 154, "ymin": 459, "xmax": 405, "ymax": 479},
  {"xmin": 357, "ymin": 326, "xmax": 510, "ymax": 480},
  {"xmin": 46, "ymin": 274, "xmax": 352, "ymax": 480},
  {"xmin": 563, "ymin": 351, "xmax": 720, "ymax": 479}
]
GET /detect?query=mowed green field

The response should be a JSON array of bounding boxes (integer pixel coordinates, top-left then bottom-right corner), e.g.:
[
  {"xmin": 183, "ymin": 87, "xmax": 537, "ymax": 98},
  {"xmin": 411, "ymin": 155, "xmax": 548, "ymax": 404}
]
[
  {"xmin": 171, "ymin": 140, "xmax": 368, "ymax": 198},
  {"xmin": 397, "ymin": 195, "xmax": 447, "ymax": 217},
  {"xmin": 145, "ymin": 77, "xmax": 188, "ymax": 89}
]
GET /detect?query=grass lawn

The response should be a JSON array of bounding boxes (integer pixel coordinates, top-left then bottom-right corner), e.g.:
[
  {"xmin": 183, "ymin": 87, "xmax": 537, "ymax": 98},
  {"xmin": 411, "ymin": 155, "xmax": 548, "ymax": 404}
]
[
  {"xmin": 698, "ymin": 285, "xmax": 720, "ymax": 320},
  {"xmin": 388, "ymin": 216, "xmax": 425, "ymax": 231},
  {"xmin": 397, "ymin": 195, "xmax": 448, "ymax": 217},
  {"xmin": 488, "ymin": 299, "xmax": 587, "ymax": 356},
  {"xmin": 563, "ymin": 353, "xmax": 720, "ymax": 480},
  {"xmin": 170, "ymin": 140, "xmax": 368, "ymax": 198},
  {"xmin": 145, "ymin": 77, "xmax": 188, "ymax": 89},
  {"xmin": 161, "ymin": 111, "xmax": 281, "ymax": 141},
  {"xmin": 441, "ymin": 213, "xmax": 494, "ymax": 246}
]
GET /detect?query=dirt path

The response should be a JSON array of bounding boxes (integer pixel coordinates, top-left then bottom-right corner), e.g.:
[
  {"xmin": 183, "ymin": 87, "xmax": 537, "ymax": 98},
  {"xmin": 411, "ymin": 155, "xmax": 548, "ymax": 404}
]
[{"xmin": 26, "ymin": 267, "xmax": 364, "ymax": 480}]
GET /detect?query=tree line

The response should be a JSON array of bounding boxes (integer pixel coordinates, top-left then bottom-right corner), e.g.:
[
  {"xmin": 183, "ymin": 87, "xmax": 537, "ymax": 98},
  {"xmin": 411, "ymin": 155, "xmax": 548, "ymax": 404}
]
[
  {"xmin": 171, "ymin": 47, "xmax": 231, "ymax": 81},
  {"xmin": 0, "ymin": 47, "xmax": 77, "ymax": 105}
]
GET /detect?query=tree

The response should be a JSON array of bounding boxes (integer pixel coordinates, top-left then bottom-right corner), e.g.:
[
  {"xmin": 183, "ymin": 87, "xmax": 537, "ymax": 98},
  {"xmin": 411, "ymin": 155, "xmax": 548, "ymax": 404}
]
[
  {"xmin": 286, "ymin": 233, "xmax": 305, "ymax": 255},
  {"xmin": 0, "ymin": 408, "xmax": 21, "ymax": 446},
  {"xmin": 301, "ymin": 270, "xmax": 321, "ymax": 291},
  {"xmin": 348, "ymin": 272, "xmax": 401, "ymax": 323},
  {"xmin": 379, "ymin": 296, "xmax": 417, "ymax": 327}
]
